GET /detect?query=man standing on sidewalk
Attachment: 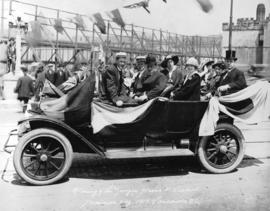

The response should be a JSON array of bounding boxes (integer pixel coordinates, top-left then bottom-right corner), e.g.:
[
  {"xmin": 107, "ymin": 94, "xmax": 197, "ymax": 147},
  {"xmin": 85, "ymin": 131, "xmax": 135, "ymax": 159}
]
[{"xmin": 14, "ymin": 67, "xmax": 34, "ymax": 113}]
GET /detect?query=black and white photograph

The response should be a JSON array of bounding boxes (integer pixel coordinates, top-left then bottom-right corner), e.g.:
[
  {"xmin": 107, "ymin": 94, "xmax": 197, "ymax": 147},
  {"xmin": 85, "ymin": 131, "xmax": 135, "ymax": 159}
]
[{"xmin": 0, "ymin": 0, "xmax": 270, "ymax": 210}]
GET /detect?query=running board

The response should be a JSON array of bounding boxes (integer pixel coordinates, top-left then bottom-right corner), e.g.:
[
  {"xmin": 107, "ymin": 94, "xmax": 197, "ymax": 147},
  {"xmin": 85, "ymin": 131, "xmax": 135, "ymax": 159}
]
[{"xmin": 104, "ymin": 147, "xmax": 194, "ymax": 159}]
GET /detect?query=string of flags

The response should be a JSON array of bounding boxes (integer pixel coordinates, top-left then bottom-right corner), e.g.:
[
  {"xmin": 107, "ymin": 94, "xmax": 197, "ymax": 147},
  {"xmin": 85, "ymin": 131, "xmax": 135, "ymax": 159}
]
[{"xmin": 24, "ymin": 0, "xmax": 214, "ymax": 42}]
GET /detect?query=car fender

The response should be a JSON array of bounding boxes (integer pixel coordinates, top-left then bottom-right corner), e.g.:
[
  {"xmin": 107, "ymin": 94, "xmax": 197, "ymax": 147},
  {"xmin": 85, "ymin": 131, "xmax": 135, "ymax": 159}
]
[{"xmin": 18, "ymin": 115, "xmax": 105, "ymax": 157}]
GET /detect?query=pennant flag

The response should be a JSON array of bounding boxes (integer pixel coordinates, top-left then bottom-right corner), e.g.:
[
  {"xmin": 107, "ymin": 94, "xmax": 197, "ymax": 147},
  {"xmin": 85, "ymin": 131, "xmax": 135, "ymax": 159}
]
[
  {"xmin": 92, "ymin": 13, "xmax": 106, "ymax": 34},
  {"xmin": 25, "ymin": 21, "xmax": 42, "ymax": 47},
  {"xmin": 73, "ymin": 15, "xmax": 86, "ymax": 30},
  {"xmin": 53, "ymin": 18, "xmax": 64, "ymax": 34},
  {"xmin": 106, "ymin": 9, "xmax": 125, "ymax": 28},
  {"xmin": 124, "ymin": 0, "xmax": 151, "ymax": 13},
  {"xmin": 196, "ymin": 0, "xmax": 213, "ymax": 13}
]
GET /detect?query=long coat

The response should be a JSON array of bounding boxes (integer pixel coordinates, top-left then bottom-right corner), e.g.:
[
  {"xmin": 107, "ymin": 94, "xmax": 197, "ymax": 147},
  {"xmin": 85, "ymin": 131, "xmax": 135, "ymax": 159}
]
[
  {"xmin": 172, "ymin": 73, "xmax": 201, "ymax": 101},
  {"xmin": 102, "ymin": 64, "xmax": 129, "ymax": 103},
  {"xmin": 141, "ymin": 68, "xmax": 167, "ymax": 100},
  {"xmin": 14, "ymin": 75, "xmax": 34, "ymax": 99},
  {"xmin": 218, "ymin": 67, "xmax": 247, "ymax": 95}
]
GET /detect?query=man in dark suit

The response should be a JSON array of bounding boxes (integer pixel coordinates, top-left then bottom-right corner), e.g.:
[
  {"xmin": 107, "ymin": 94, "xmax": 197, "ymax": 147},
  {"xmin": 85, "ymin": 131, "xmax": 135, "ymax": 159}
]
[
  {"xmin": 171, "ymin": 57, "xmax": 201, "ymax": 101},
  {"xmin": 217, "ymin": 56, "xmax": 247, "ymax": 96},
  {"xmin": 102, "ymin": 52, "xmax": 134, "ymax": 106},
  {"xmin": 131, "ymin": 56, "xmax": 146, "ymax": 96},
  {"xmin": 135, "ymin": 55, "xmax": 167, "ymax": 102},
  {"xmin": 14, "ymin": 67, "xmax": 34, "ymax": 112},
  {"xmin": 160, "ymin": 55, "xmax": 183, "ymax": 97}
]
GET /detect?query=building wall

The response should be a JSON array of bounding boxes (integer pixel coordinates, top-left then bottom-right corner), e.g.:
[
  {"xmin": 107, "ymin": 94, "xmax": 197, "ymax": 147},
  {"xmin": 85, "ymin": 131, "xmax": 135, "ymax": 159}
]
[
  {"xmin": 263, "ymin": 22, "xmax": 270, "ymax": 65},
  {"xmin": 222, "ymin": 30, "xmax": 260, "ymax": 64}
]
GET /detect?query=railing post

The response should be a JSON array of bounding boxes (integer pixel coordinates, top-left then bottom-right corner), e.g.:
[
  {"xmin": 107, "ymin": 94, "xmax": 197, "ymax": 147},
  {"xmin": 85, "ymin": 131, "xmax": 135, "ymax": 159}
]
[
  {"xmin": 55, "ymin": 9, "xmax": 59, "ymax": 68},
  {"xmin": 160, "ymin": 29, "xmax": 162, "ymax": 56}
]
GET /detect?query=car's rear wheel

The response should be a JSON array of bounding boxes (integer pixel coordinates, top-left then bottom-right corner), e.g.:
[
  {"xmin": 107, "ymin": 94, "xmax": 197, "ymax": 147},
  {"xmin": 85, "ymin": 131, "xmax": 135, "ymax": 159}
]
[
  {"xmin": 13, "ymin": 128, "xmax": 73, "ymax": 185},
  {"xmin": 198, "ymin": 123, "xmax": 245, "ymax": 174}
]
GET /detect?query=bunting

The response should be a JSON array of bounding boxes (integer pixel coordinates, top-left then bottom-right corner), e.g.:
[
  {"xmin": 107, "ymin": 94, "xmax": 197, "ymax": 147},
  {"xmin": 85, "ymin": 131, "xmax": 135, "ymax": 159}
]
[
  {"xmin": 106, "ymin": 9, "xmax": 125, "ymax": 28},
  {"xmin": 53, "ymin": 18, "xmax": 64, "ymax": 34},
  {"xmin": 73, "ymin": 15, "xmax": 86, "ymax": 30},
  {"xmin": 92, "ymin": 13, "xmax": 106, "ymax": 34}
]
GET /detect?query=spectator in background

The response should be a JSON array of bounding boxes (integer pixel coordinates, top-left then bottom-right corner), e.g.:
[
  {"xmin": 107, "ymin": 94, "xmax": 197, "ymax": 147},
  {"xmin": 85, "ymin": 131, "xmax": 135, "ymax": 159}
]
[
  {"xmin": 7, "ymin": 37, "xmax": 16, "ymax": 74},
  {"xmin": 14, "ymin": 67, "xmax": 34, "ymax": 112}
]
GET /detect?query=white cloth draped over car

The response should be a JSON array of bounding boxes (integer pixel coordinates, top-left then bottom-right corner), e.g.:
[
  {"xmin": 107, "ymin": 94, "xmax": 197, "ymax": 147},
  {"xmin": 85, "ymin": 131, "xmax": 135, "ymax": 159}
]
[
  {"xmin": 199, "ymin": 81, "xmax": 270, "ymax": 136},
  {"xmin": 91, "ymin": 81, "xmax": 270, "ymax": 136}
]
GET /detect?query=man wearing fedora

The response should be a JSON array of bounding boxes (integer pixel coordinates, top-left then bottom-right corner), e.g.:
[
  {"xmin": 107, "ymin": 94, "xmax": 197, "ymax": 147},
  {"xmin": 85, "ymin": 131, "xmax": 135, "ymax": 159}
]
[
  {"xmin": 160, "ymin": 55, "xmax": 184, "ymax": 97},
  {"xmin": 217, "ymin": 50, "xmax": 247, "ymax": 96}
]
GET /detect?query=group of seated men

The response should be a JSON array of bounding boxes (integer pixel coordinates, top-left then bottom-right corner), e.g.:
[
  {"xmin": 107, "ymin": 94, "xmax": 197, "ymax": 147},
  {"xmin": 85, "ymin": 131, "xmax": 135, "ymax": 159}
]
[{"xmin": 99, "ymin": 52, "xmax": 247, "ymax": 107}]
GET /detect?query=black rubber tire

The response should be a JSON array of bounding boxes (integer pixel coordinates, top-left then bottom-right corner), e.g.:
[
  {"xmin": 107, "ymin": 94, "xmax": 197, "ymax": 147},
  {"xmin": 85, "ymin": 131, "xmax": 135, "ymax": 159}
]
[
  {"xmin": 13, "ymin": 128, "xmax": 73, "ymax": 185},
  {"xmin": 198, "ymin": 123, "xmax": 245, "ymax": 174}
]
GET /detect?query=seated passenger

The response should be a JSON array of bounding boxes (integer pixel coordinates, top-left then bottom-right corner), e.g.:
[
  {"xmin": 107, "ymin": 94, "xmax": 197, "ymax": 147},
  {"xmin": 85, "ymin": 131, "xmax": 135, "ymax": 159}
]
[
  {"xmin": 131, "ymin": 55, "xmax": 147, "ymax": 97},
  {"xmin": 160, "ymin": 55, "xmax": 184, "ymax": 97},
  {"xmin": 135, "ymin": 55, "xmax": 167, "ymax": 103},
  {"xmin": 171, "ymin": 57, "xmax": 201, "ymax": 101},
  {"xmin": 202, "ymin": 62, "xmax": 226, "ymax": 100},
  {"xmin": 217, "ymin": 54, "xmax": 247, "ymax": 96},
  {"xmin": 101, "ymin": 52, "xmax": 136, "ymax": 106}
]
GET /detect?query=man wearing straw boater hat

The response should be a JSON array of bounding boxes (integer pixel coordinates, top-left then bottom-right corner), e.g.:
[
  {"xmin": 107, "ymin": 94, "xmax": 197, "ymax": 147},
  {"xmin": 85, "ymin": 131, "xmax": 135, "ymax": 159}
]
[{"xmin": 102, "ymin": 52, "xmax": 135, "ymax": 106}]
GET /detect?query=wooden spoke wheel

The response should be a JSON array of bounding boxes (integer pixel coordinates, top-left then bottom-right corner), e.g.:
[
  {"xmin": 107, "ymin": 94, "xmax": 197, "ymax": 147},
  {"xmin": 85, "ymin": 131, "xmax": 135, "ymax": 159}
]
[
  {"xmin": 13, "ymin": 129, "xmax": 73, "ymax": 185},
  {"xmin": 198, "ymin": 123, "xmax": 245, "ymax": 174}
]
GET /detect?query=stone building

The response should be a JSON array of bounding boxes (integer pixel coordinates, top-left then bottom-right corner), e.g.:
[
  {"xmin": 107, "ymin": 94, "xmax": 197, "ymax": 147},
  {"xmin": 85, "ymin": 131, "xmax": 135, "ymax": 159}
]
[{"xmin": 222, "ymin": 4, "xmax": 270, "ymax": 65}]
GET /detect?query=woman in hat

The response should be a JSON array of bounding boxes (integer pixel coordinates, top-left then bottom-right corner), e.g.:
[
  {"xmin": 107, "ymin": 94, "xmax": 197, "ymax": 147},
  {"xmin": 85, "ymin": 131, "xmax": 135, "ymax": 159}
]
[
  {"xmin": 160, "ymin": 55, "xmax": 184, "ymax": 97},
  {"xmin": 171, "ymin": 57, "xmax": 201, "ymax": 101}
]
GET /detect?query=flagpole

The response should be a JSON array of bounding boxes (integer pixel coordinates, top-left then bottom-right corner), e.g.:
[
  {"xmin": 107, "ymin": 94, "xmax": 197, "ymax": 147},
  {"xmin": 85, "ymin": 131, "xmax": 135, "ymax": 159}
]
[{"xmin": 228, "ymin": 0, "xmax": 233, "ymax": 58}]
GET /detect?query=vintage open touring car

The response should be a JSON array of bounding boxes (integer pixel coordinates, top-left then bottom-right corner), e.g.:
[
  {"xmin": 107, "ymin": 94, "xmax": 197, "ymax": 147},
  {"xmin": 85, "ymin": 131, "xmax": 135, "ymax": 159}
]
[{"xmin": 4, "ymin": 95, "xmax": 245, "ymax": 185}]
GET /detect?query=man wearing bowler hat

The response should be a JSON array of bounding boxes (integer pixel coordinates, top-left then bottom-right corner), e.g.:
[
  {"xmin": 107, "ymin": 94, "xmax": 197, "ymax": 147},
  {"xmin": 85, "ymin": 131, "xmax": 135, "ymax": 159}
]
[{"xmin": 217, "ymin": 50, "xmax": 247, "ymax": 96}]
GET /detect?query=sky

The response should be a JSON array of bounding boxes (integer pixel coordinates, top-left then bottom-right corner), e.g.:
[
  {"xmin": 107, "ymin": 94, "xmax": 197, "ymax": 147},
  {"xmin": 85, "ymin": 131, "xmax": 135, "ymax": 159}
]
[{"xmin": 6, "ymin": 0, "xmax": 270, "ymax": 36}]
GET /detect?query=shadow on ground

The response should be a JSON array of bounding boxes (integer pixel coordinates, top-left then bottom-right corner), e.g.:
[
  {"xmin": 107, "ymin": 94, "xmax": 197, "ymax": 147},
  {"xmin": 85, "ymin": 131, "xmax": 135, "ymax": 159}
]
[{"xmin": 9, "ymin": 153, "xmax": 265, "ymax": 186}]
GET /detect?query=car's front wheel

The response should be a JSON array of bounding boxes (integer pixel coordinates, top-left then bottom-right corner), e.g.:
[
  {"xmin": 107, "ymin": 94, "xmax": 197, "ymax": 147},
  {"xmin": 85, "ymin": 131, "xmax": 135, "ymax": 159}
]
[
  {"xmin": 13, "ymin": 128, "xmax": 73, "ymax": 185},
  {"xmin": 198, "ymin": 123, "xmax": 245, "ymax": 174}
]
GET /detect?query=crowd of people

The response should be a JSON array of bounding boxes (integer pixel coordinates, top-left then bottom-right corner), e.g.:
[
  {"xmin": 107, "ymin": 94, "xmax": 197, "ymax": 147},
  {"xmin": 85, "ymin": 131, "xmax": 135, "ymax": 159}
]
[
  {"xmin": 98, "ymin": 51, "xmax": 247, "ymax": 107},
  {"xmin": 9, "ymin": 49, "xmax": 247, "ymax": 113}
]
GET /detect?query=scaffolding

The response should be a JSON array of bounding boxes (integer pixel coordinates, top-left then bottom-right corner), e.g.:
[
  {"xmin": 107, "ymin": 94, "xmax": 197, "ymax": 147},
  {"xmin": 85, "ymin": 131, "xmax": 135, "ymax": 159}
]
[{"xmin": 1, "ymin": 0, "xmax": 223, "ymax": 65}]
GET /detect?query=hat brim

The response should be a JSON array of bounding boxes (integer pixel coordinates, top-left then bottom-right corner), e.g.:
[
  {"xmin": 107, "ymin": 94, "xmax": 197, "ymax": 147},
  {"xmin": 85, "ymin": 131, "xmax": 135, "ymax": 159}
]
[{"xmin": 160, "ymin": 56, "xmax": 179, "ymax": 68}]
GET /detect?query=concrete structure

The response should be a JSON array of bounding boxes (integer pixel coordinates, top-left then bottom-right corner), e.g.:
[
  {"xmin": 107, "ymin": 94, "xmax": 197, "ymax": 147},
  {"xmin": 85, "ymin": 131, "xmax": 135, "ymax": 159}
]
[{"xmin": 222, "ymin": 4, "xmax": 270, "ymax": 65}]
